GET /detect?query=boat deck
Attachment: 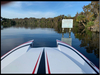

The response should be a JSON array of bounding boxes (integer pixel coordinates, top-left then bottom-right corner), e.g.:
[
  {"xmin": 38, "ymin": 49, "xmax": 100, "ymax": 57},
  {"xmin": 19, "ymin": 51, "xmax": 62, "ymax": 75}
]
[{"xmin": 1, "ymin": 40, "xmax": 99, "ymax": 74}]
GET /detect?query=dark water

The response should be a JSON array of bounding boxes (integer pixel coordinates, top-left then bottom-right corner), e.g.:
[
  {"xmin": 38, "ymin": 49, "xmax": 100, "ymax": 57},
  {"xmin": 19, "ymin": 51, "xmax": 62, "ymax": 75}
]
[{"xmin": 1, "ymin": 27, "xmax": 99, "ymax": 68}]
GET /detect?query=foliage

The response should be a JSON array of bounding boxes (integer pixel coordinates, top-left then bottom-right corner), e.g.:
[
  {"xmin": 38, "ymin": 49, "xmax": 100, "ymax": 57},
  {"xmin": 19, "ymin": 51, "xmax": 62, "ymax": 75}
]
[
  {"xmin": 74, "ymin": 1, "xmax": 99, "ymax": 32},
  {"xmin": 86, "ymin": 21, "xmax": 94, "ymax": 27},
  {"xmin": 9, "ymin": 15, "xmax": 66, "ymax": 30},
  {"xmin": 1, "ymin": 18, "xmax": 16, "ymax": 27},
  {"xmin": 76, "ymin": 15, "xmax": 86, "ymax": 22},
  {"xmin": 1, "ymin": 15, "xmax": 71, "ymax": 33}
]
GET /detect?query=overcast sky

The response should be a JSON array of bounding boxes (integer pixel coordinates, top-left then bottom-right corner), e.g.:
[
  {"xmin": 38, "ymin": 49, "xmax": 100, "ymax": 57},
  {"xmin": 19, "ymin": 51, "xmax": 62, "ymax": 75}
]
[{"xmin": 1, "ymin": 1, "xmax": 91, "ymax": 19}]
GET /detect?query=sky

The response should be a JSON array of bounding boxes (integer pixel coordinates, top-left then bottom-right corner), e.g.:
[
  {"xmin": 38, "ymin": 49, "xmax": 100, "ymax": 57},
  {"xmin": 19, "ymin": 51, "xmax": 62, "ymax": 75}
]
[{"xmin": 1, "ymin": 1, "xmax": 91, "ymax": 19}]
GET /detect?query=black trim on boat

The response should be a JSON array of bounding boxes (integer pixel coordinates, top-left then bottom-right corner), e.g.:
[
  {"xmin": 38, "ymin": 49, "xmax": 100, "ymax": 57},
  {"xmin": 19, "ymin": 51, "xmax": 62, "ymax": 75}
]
[
  {"xmin": 1, "ymin": 44, "xmax": 31, "ymax": 61},
  {"xmin": 37, "ymin": 48, "xmax": 46, "ymax": 74},
  {"xmin": 58, "ymin": 43, "xmax": 99, "ymax": 74}
]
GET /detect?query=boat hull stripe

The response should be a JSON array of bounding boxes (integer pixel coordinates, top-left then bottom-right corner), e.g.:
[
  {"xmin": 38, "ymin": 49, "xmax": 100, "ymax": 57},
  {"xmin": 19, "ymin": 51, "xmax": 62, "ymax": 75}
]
[
  {"xmin": 58, "ymin": 43, "xmax": 99, "ymax": 74},
  {"xmin": 57, "ymin": 40, "xmax": 99, "ymax": 70},
  {"xmin": 37, "ymin": 48, "xmax": 46, "ymax": 74},
  {"xmin": 1, "ymin": 40, "xmax": 33, "ymax": 59},
  {"xmin": 32, "ymin": 52, "xmax": 41, "ymax": 74},
  {"xmin": 46, "ymin": 52, "xmax": 51, "ymax": 74},
  {"xmin": 1, "ymin": 44, "xmax": 30, "ymax": 61}
]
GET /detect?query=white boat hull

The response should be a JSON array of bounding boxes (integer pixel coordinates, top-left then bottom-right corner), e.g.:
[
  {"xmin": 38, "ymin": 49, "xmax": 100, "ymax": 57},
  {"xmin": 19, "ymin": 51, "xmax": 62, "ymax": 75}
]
[{"xmin": 1, "ymin": 40, "xmax": 99, "ymax": 74}]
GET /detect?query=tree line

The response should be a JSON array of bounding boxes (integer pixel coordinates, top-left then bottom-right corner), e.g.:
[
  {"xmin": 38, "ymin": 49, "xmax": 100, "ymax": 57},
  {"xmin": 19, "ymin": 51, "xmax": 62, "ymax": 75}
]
[
  {"xmin": 1, "ymin": 17, "xmax": 16, "ymax": 27},
  {"xmin": 1, "ymin": 15, "xmax": 73, "ymax": 33},
  {"xmin": 73, "ymin": 1, "xmax": 99, "ymax": 32}
]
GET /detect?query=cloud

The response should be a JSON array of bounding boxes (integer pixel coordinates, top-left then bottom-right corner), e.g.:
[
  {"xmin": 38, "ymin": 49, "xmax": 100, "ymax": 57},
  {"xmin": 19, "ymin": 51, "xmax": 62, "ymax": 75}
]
[
  {"xmin": 1, "ymin": 8, "xmax": 56, "ymax": 19},
  {"xmin": 20, "ymin": 1, "xmax": 46, "ymax": 7},
  {"xmin": 11, "ymin": 1, "xmax": 22, "ymax": 8},
  {"xmin": 25, "ymin": 2, "xmax": 33, "ymax": 6},
  {"xmin": 28, "ymin": 11, "xmax": 56, "ymax": 18},
  {"xmin": 1, "ymin": 1, "xmax": 57, "ymax": 19}
]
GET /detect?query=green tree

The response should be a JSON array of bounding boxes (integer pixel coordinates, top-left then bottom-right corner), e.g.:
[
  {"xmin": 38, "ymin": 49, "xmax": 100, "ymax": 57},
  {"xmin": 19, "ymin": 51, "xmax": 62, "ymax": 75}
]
[{"xmin": 76, "ymin": 15, "xmax": 87, "ymax": 27}]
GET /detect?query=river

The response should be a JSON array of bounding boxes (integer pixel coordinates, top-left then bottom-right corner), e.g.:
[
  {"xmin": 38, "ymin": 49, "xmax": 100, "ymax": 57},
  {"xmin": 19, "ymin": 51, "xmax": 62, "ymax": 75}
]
[{"xmin": 1, "ymin": 26, "xmax": 99, "ymax": 68}]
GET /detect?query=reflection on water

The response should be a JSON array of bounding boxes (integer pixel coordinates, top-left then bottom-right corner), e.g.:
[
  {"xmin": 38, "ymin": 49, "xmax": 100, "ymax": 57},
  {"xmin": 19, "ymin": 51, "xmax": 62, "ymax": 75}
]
[
  {"xmin": 61, "ymin": 31, "xmax": 72, "ymax": 46},
  {"xmin": 79, "ymin": 33, "xmax": 99, "ymax": 58},
  {"xmin": 1, "ymin": 26, "xmax": 99, "ymax": 68},
  {"xmin": 72, "ymin": 28, "xmax": 99, "ymax": 58}
]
